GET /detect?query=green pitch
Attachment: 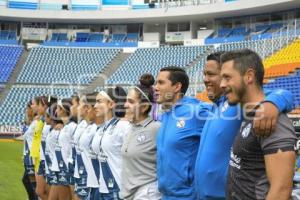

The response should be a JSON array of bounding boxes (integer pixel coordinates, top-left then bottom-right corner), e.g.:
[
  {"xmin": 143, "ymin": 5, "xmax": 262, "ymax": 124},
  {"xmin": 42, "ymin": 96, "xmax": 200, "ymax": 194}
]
[{"xmin": 0, "ymin": 140, "xmax": 27, "ymax": 200}]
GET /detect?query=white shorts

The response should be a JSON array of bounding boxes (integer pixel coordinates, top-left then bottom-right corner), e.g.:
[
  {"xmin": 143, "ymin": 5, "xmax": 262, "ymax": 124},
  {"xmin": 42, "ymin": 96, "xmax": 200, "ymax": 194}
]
[{"xmin": 126, "ymin": 181, "xmax": 161, "ymax": 200}]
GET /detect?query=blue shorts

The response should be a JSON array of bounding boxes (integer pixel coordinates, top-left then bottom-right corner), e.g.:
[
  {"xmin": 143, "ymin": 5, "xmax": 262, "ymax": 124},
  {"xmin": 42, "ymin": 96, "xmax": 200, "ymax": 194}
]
[
  {"xmin": 46, "ymin": 171, "xmax": 58, "ymax": 185},
  {"xmin": 56, "ymin": 170, "xmax": 71, "ymax": 186},
  {"xmin": 24, "ymin": 162, "xmax": 35, "ymax": 176},
  {"xmin": 100, "ymin": 191, "xmax": 121, "ymax": 200},
  {"xmin": 76, "ymin": 186, "xmax": 91, "ymax": 200},
  {"xmin": 90, "ymin": 188, "xmax": 100, "ymax": 200},
  {"xmin": 37, "ymin": 160, "xmax": 46, "ymax": 176}
]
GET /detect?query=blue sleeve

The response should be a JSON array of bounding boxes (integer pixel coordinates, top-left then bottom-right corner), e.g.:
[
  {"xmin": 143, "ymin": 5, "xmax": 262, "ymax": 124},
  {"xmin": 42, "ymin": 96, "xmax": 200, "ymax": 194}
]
[
  {"xmin": 195, "ymin": 102, "xmax": 212, "ymax": 135},
  {"xmin": 263, "ymin": 89, "xmax": 295, "ymax": 113}
]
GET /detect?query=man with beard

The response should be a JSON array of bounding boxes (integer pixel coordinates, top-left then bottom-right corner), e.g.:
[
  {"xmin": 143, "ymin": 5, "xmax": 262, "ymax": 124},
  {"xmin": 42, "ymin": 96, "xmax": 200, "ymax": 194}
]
[
  {"xmin": 194, "ymin": 51, "xmax": 295, "ymax": 200},
  {"xmin": 220, "ymin": 49, "xmax": 296, "ymax": 200}
]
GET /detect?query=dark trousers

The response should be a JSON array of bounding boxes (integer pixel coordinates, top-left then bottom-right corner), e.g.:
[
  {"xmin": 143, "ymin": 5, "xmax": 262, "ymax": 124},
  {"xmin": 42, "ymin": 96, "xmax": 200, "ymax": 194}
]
[{"xmin": 22, "ymin": 171, "xmax": 38, "ymax": 200}]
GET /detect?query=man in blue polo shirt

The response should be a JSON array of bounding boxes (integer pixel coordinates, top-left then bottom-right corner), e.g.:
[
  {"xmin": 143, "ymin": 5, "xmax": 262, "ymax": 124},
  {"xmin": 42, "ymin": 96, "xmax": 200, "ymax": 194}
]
[
  {"xmin": 155, "ymin": 66, "xmax": 210, "ymax": 200},
  {"xmin": 194, "ymin": 51, "xmax": 294, "ymax": 200}
]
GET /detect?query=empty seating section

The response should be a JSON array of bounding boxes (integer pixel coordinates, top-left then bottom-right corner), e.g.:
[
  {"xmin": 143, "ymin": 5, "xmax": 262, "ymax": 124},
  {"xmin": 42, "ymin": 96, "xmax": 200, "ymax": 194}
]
[
  {"xmin": 215, "ymin": 37, "xmax": 293, "ymax": 60},
  {"xmin": 264, "ymin": 62, "xmax": 300, "ymax": 79},
  {"xmin": 0, "ymin": 31, "xmax": 17, "ymax": 40},
  {"xmin": 107, "ymin": 46, "xmax": 209, "ymax": 84},
  {"xmin": 88, "ymin": 33, "xmax": 104, "ymax": 42},
  {"xmin": 126, "ymin": 33, "xmax": 139, "ymax": 42},
  {"xmin": 0, "ymin": 86, "xmax": 77, "ymax": 125},
  {"xmin": 76, "ymin": 32, "xmax": 104, "ymax": 42},
  {"xmin": 111, "ymin": 34, "xmax": 126, "ymax": 42},
  {"xmin": 45, "ymin": 32, "xmax": 140, "ymax": 47},
  {"xmin": 264, "ymin": 38, "xmax": 300, "ymax": 69},
  {"xmin": 254, "ymin": 24, "xmax": 270, "ymax": 33},
  {"xmin": 264, "ymin": 69, "xmax": 300, "ymax": 108},
  {"xmin": 46, "ymin": 32, "xmax": 138, "ymax": 47},
  {"xmin": 76, "ymin": 32, "xmax": 90, "ymax": 42},
  {"xmin": 217, "ymin": 28, "xmax": 232, "ymax": 37},
  {"xmin": 229, "ymin": 27, "xmax": 248, "ymax": 37},
  {"xmin": 50, "ymin": 33, "xmax": 69, "ymax": 42},
  {"xmin": 261, "ymin": 38, "xmax": 300, "ymax": 109},
  {"xmin": 206, "ymin": 23, "xmax": 294, "ymax": 44},
  {"xmin": 266, "ymin": 23, "xmax": 283, "ymax": 33},
  {"xmin": 17, "ymin": 47, "xmax": 120, "ymax": 84},
  {"xmin": 0, "ymin": 45, "xmax": 23, "ymax": 83},
  {"xmin": 0, "ymin": 31, "xmax": 17, "ymax": 44}
]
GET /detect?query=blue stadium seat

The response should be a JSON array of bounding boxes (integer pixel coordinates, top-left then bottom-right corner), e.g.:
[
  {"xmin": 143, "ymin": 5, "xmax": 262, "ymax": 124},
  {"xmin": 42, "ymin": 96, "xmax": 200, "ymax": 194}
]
[
  {"xmin": 264, "ymin": 69, "xmax": 300, "ymax": 108},
  {"xmin": 0, "ymin": 86, "xmax": 78, "ymax": 125},
  {"xmin": 16, "ymin": 47, "xmax": 120, "ymax": 84},
  {"xmin": 0, "ymin": 44, "xmax": 23, "ymax": 83},
  {"xmin": 107, "ymin": 45, "xmax": 210, "ymax": 84}
]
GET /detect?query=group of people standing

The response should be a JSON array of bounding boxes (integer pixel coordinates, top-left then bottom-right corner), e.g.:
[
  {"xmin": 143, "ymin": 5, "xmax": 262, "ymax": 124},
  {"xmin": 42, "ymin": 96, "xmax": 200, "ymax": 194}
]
[{"xmin": 21, "ymin": 48, "xmax": 297, "ymax": 200}]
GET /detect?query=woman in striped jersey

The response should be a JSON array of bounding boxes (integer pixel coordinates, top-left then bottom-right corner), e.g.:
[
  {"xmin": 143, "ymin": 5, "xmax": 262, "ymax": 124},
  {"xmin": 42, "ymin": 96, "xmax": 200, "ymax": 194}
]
[
  {"xmin": 49, "ymin": 98, "xmax": 77, "ymax": 200},
  {"xmin": 68, "ymin": 94, "xmax": 82, "ymax": 200},
  {"xmin": 76, "ymin": 92, "xmax": 104, "ymax": 200},
  {"xmin": 94, "ymin": 86, "xmax": 131, "ymax": 200},
  {"xmin": 22, "ymin": 100, "xmax": 38, "ymax": 200},
  {"xmin": 36, "ymin": 96, "xmax": 57, "ymax": 200},
  {"xmin": 45, "ymin": 104, "xmax": 63, "ymax": 199},
  {"xmin": 72, "ymin": 95, "xmax": 89, "ymax": 199}
]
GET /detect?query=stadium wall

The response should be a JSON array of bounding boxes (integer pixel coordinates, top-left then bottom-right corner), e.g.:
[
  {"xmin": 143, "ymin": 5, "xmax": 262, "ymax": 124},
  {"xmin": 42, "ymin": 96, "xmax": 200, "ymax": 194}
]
[{"xmin": 0, "ymin": 0, "xmax": 299, "ymax": 23}]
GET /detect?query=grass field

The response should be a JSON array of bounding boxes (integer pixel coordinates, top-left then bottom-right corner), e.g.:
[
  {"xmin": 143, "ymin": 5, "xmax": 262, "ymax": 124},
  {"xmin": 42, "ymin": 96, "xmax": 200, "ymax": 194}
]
[{"xmin": 0, "ymin": 140, "xmax": 27, "ymax": 200}]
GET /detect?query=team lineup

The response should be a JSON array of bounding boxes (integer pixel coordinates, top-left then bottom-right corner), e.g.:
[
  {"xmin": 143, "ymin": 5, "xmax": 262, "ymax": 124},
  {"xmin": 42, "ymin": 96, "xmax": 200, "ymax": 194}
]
[{"xmin": 22, "ymin": 49, "xmax": 297, "ymax": 200}]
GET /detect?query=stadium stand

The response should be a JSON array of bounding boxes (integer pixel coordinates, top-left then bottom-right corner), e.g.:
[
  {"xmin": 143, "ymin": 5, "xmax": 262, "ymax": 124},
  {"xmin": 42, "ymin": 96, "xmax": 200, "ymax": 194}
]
[
  {"xmin": 107, "ymin": 45, "xmax": 211, "ymax": 84},
  {"xmin": 88, "ymin": 33, "xmax": 104, "ymax": 42},
  {"xmin": 111, "ymin": 34, "xmax": 126, "ymax": 42},
  {"xmin": 264, "ymin": 69, "xmax": 300, "ymax": 108},
  {"xmin": 0, "ymin": 44, "xmax": 23, "ymax": 83},
  {"xmin": 75, "ymin": 32, "xmax": 90, "ymax": 42},
  {"xmin": 264, "ymin": 38, "xmax": 300, "ymax": 69},
  {"xmin": 45, "ymin": 32, "xmax": 138, "ymax": 47},
  {"xmin": 197, "ymin": 37, "xmax": 300, "ymax": 107},
  {"xmin": 50, "ymin": 33, "xmax": 69, "ymax": 42},
  {"xmin": 126, "ymin": 33, "xmax": 139, "ymax": 42},
  {"xmin": 0, "ymin": 86, "xmax": 78, "ymax": 125},
  {"xmin": 16, "ymin": 47, "xmax": 121, "ymax": 84},
  {"xmin": 215, "ymin": 37, "xmax": 296, "ymax": 59},
  {"xmin": 205, "ymin": 22, "xmax": 298, "ymax": 44},
  {"xmin": 0, "ymin": 31, "xmax": 18, "ymax": 45}
]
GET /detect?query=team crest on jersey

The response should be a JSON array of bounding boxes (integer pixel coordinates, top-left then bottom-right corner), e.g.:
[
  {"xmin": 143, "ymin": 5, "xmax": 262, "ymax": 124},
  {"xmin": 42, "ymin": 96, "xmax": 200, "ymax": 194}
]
[
  {"xmin": 242, "ymin": 123, "xmax": 252, "ymax": 138},
  {"xmin": 221, "ymin": 101, "xmax": 229, "ymax": 113},
  {"xmin": 176, "ymin": 119, "xmax": 185, "ymax": 128},
  {"xmin": 137, "ymin": 134, "xmax": 146, "ymax": 143}
]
